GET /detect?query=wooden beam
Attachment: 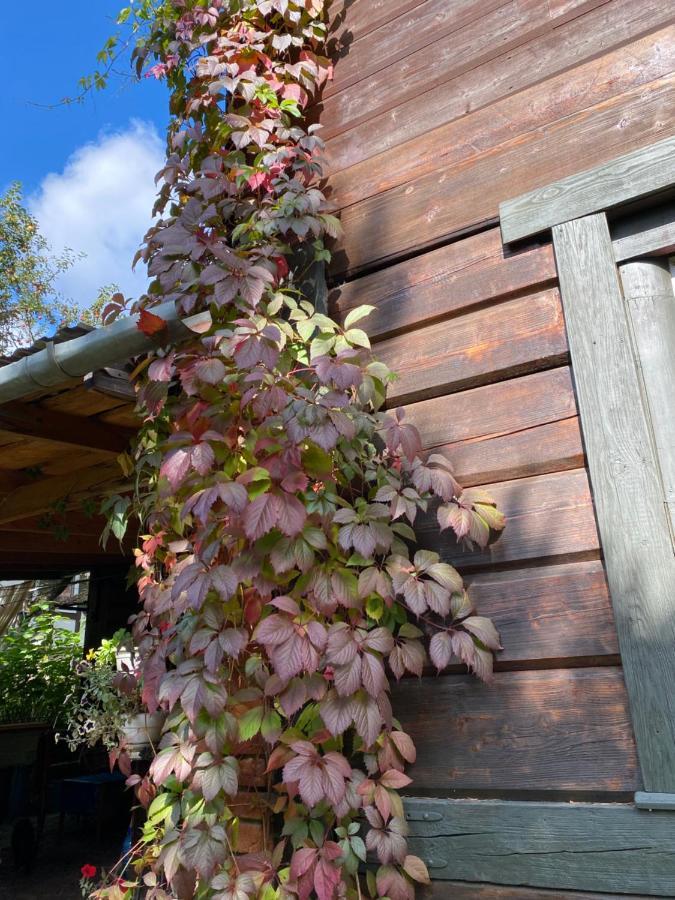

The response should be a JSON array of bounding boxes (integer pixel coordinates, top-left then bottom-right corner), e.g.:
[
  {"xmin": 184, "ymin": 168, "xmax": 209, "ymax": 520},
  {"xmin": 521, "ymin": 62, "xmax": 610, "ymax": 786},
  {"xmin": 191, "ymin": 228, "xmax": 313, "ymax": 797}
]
[
  {"xmin": 500, "ymin": 134, "xmax": 675, "ymax": 243},
  {"xmin": 0, "ymin": 468, "xmax": 31, "ymax": 494},
  {"xmin": 404, "ymin": 796, "xmax": 675, "ymax": 895},
  {"xmin": 0, "ymin": 464, "xmax": 123, "ymax": 525},
  {"xmin": 552, "ymin": 213, "xmax": 675, "ymax": 794},
  {"xmin": 613, "ymin": 201, "xmax": 675, "ymax": 262},
  {"xmin": 0, "ymin": 530, "xmax": 122, "ymax": 557},
  {"xmin": 0, "ymin": 400, "xmax": 135, "ymax": 454}
]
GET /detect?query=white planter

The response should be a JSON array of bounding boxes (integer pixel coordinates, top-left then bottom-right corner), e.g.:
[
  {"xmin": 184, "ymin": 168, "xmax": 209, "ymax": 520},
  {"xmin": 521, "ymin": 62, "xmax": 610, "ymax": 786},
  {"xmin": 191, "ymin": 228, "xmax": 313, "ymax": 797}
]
[
  {"xmin": 119, "ymin": 712, "xmax": 165, "ymax": 751},
  {"xmin": 115, "ymin": 644, "xmax": 140, "ymax": 674}
]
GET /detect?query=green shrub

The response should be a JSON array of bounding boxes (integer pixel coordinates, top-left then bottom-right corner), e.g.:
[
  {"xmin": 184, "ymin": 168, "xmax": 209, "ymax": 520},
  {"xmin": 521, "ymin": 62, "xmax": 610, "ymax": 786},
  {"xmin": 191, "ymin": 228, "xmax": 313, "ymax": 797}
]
[{"xmin": 0, "ymin": 602, "xmax": 82, "ymax": 726}]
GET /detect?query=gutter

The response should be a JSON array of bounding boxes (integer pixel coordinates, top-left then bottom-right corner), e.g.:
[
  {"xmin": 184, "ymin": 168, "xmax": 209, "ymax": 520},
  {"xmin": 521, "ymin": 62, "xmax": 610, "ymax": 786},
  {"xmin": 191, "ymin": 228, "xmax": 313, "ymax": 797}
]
[{"xmin": 0, "ymin": 301, "xmax": 210, "ymax": 405}]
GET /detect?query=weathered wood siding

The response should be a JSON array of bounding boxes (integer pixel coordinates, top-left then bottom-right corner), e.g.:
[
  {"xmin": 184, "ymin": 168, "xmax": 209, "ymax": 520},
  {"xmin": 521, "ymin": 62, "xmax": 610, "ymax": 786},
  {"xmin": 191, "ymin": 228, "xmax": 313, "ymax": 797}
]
[{"xmin": 322, "ymin": 3, "xmax": 675, "ymax": 893}]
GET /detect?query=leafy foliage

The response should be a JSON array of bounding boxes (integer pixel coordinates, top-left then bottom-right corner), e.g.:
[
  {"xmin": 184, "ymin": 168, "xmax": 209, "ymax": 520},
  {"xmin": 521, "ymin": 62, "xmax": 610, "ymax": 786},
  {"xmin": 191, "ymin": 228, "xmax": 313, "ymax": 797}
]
[
  {"xmin": 0, "ymin": 602, "xmax": 82, "ymax": 726},
  {"xmin": 60, "ymin": 629, "xmax": 143, "ymax": 754},
  {"xmin": 0, "ymin": 182, "xmax": 119, "ymax": 354},
  {"xmin": 94, "ymin": 1, "xmax": 506, "ymax": 898}
]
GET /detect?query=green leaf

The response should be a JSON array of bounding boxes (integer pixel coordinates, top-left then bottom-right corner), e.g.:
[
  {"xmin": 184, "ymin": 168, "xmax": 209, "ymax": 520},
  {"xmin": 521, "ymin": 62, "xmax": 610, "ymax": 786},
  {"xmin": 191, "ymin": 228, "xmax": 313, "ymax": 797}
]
[
  {"xmin": 344, "ymin": 305, "xmax": 376, "ymax": 330},
  {"xmin": 238, "ymin": 705, "xmax": 264, "ymax": 741},
  {"xmin": 366, "ymin": 595, "xmax": 384, "ymax": 621},
  {"xmin": 302, "ymin": 444, "xmax": 333, "ymax": 477},
  {"xmin": 344, "ymin": 327, "xmax": 370, "ymax": 348},
  {"xmin": 310, "ymin": 333, "xmax": 335, "ymax": 358}
]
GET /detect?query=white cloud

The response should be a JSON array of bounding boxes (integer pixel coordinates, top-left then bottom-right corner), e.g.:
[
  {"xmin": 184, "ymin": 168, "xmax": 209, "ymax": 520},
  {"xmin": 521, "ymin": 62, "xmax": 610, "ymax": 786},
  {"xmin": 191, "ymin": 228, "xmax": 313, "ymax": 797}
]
[{"xmin": 29, "ymin": 120, "xmax": 164, "ymax": 309}]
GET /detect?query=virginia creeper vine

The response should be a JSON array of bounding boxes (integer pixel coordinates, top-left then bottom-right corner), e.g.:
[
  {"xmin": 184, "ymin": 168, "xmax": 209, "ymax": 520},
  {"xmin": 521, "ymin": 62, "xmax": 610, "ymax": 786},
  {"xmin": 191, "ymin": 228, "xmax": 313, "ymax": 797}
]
[{"xmin": 98, "ymin": 2, "xmax": 506, "ymax": 898}]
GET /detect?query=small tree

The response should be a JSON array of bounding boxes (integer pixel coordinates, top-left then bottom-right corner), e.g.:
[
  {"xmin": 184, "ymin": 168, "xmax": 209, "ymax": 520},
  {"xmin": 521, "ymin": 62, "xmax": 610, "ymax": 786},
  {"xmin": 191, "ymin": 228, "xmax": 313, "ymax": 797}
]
[{"xmin": 0, "ymin": 182, "xmax": 105, "ymax": 354}]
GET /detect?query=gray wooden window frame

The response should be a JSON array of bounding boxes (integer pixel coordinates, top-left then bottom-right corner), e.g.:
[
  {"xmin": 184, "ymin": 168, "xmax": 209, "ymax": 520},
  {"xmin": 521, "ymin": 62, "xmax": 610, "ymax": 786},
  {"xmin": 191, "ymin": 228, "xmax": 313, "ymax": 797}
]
[
  {"xmin": 399, "ymin": 139, "xmax": 675, "ymax": 895},
  {"xmin": 500, "ymin": 136, "xmax": 675, "ymax": 809}
]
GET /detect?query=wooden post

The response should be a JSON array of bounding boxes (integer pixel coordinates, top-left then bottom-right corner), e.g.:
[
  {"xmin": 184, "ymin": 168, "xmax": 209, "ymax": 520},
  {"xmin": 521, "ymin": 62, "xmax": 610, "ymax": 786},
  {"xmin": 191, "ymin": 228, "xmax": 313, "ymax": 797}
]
[
  {"xmin": 619, "ymin": 257, "xmax": 675, "ymax": 548},
  {"xmin": 552, "ymin": 214, "xmax": 675, "ymax": 796}
]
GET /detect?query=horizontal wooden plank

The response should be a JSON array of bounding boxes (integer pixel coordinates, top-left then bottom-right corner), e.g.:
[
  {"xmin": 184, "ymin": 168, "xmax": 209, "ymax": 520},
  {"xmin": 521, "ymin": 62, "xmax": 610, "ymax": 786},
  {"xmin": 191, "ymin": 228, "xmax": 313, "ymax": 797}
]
[
  {"xmin": 0, "ymin": 400, "xmax": 135, "ymax": 454},
  {"xmin": 443, "ymin": 416, "xmax": 583, "ymax": 487},
  {"xmin": 327, "ymin": 0, "xmax": 426, "ymax": 44},
  {"xmin": 378, "ymin": 289, "xmax": 567, "ymax": 407},
  {"xmin": 0, "ymin": 464, "xmax": 123, "ymax": 525},
  {"xmin": 321, "ymin": 0, "xmax": 604, "ymax": 140},
  {"xmin": 324, "ymin": 0, "xmax": 507, "ymax": 100},
  {"xmin": 0, "ymin": 554, "xmax": 125, "ymax": 578},
  {"xmin": 334, "ymin": 74, "xmax": 675, "ymax": 273},
  {"xmin": 405, "ymin": 797, "xmax": 675, "ymax": 895},
  {"xmin": 612, "ymin": 201, "xmax": 675, "ymax": 261},
  {"xmin": 403, "ymin": 367, "xmax": 577, "ymax": 450},
  {"xmin": 418, "ymin": 468, "xmax": 601, "ymax": 569},
  {"xmin": 331, "ymin": 228, "xmax": 556, "ymax": 341},
  {"xmin": 392, "ymin": 668, "xmax": 638, "ymax": 793},
  {"xmin": 0, "ymin": 436, "xmax": 109, "ymax": 472},
  {"xmin": 421, "ymin": 881, "xmax": 651, "ymax": 899},
  {"xmin": 502, "ymin": 134, "xmax": 675, "ymax": 243},
  {"xmin": 0, "ymin": 530, "xmax": 123, "ymax": 557},
  {"xmin": 323, "ymin": 0, "xmax": 672, "ymax": 176},
  {"xmin": 465, "ymin": 560, "xmax": 618, "ymax": 664},
  {"xmin": 326, "ymin": 27, "xmax": 675, "ymax": 208},
  {"xmin": 421, "ymin": 883, "xmax": 651, "ymax": 899}
]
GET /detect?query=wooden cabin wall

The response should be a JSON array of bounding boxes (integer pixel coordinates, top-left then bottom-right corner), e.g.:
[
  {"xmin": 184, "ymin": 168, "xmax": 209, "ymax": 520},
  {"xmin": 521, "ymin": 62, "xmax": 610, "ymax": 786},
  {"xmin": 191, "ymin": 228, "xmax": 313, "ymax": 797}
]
[{"xmin": 321, "ymin": 2, "xmax": 675, "ymax": 894}]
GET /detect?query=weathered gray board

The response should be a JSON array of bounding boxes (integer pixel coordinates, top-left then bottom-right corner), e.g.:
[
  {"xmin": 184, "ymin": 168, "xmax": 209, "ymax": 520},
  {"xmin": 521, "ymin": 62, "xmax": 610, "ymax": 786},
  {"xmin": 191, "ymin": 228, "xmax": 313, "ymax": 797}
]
[
  {"xmin": 404, "ymin": 797, "xmax": 675, "ymax": 895},
  {"xmin": 619, "ymin": 258, "xmax": 675, "ymax": 547},
  {"xmin": 613, "ymin": 202, "xmax": 675, "ymax": 262},
  {"xmin": 500, "ymin": 135, "xmax": 675, "ymax": 244},
  {"xmin": 552, "ymin": 213, "xmax": 675, "ymax": 794}
]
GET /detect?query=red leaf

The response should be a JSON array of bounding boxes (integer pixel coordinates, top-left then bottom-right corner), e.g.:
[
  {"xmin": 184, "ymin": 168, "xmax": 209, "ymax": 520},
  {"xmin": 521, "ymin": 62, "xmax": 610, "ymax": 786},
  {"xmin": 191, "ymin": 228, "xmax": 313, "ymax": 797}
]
[{"xmin": 137, "ymin": 308, "xmax": 167, "ymax": 335}]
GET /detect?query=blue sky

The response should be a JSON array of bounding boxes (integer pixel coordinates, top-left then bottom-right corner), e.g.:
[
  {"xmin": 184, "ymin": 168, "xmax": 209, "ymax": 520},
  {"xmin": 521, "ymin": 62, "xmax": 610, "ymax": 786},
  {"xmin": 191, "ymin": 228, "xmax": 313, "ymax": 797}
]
[{"xmin": 1, "ymin": 2, "xmax": 169, "ymax": 306}]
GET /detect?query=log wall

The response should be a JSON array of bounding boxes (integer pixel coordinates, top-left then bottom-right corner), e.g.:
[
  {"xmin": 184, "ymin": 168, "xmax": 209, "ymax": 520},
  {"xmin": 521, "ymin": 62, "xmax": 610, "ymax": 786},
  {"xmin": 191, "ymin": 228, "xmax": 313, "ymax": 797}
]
[{"xmin": 321, "ymin": 2, "xmax": 675, "ymax": 893}]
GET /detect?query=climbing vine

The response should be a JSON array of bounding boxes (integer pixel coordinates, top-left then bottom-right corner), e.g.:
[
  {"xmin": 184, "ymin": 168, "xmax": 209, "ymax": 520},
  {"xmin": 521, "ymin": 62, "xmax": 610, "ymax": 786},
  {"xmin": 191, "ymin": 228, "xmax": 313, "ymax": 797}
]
[{"xmin": 98, "ymin": 2, "xmax": 505, "ymax": 898}]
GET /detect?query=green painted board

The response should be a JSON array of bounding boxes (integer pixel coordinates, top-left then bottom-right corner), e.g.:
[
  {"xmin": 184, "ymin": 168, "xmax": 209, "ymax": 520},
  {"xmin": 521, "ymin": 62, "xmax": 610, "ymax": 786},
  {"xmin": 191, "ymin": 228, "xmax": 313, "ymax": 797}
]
[{"xmin": 404, "ymin": 797, "xmax": 675, "ymax": 896}]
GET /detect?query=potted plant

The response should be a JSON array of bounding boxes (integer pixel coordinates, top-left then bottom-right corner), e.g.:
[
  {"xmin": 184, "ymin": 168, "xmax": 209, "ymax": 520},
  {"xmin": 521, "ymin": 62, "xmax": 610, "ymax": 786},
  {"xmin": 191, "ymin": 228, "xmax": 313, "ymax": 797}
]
[{"xmin": 61, "ymin": 630, "xmax": 164, "ymax": 761}]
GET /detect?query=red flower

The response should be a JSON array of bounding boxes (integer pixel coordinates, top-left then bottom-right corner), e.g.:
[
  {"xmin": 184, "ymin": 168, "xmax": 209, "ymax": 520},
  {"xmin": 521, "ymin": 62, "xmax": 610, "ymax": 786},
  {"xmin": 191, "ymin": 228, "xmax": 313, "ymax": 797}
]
[{"xmin": 80, "ymin": 864, "xmax": 97, "ymax": 880}]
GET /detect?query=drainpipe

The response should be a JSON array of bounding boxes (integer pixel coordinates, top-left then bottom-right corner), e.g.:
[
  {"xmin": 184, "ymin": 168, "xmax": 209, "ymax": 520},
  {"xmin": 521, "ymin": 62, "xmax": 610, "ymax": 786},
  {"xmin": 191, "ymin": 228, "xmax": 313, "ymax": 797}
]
[{"xmin": 0, "ymin": 302, "xmax": 210, "ymax": 404}]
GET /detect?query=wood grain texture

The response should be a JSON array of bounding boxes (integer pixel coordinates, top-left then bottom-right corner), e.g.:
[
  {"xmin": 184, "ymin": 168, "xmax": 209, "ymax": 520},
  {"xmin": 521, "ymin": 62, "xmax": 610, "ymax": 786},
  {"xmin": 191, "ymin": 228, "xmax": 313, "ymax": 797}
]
[
  {"xmin": 553, "ymin": 214, "xmax": 675, "ymax": 793},
  {"xmin": 322, "ymin": 0, "xmax": 674, "ymax": 176},
  {"xmin": 417, "ymin": 469, "xmax": 601, "ymax": 570},
  {"xmin": 420, "ymin": 883, "xmax": 651, "ymax": 900},
  {"xmin": 0, "ymin": 400, "xmax": 134, "ymax": 454},
  {"xmin": 326, "ymin": 0, "xmax": 426, "ymax": 44},
  {"xmin": 321, "ymin": 0, "xmax": 606, "ymax": 140},
  {"xmin": 619, "ymin": 259, "xmax": 675, "ymax": 546},
  {"xmin": 465, "ymin": 560, "xmax": 618, "ymax": 664},
  {"xmin": 326, "ymin": 27, "xmax": 675, "ymax": 208},
  {"xmin": 441, "ymin": 416, "xmax": 583, "ymax": 487},
  {"xmin": 391, "ymin": 668, "xmax": 638, "ymax": 793},
  {"xmin": 377, "ymin": 289, "xmax": 567, "ymax": 407},
  {"xmin": 403, "ymin": 367, "xmax": 578, "ymax": 451},
  {"xmin": 334, "ymin": 74, "xmax": 675, "ymax": 273},
  {"xmin": 331, "ymin": 228, "xmax": 556, "ymax": 341},
  {"xmin": 404, "ymin": 797, "xmax": 675, "ymax": 895},
  {"xmin": 613, "ymin": 201, "xmax": 675, "ymax": 262},
  {"xmin": 502, "ymin": 134, "xmax": 675, "ymax": 243},
  {"xmin": 324, "ymin": 0, "xmax": 507, "ymax": 100},
  {"xmin": 0, "ymin": 464, "xmax": 122, "ymax": 525}
]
